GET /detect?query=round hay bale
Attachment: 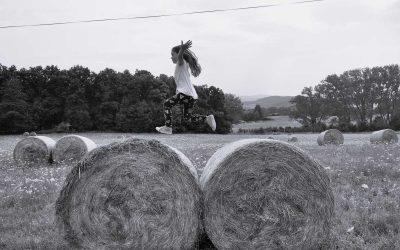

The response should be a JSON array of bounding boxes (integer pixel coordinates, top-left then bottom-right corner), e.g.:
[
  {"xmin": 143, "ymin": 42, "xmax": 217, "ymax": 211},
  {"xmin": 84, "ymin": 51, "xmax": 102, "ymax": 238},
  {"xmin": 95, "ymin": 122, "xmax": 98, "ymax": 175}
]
[
  {"xmin": 56, "ymin": 138, "xmax": 202, "ymax": 249},
  {"xmin": 22, "ymin": 132, "xmax": 30, "ymax": 137},
  {"xmin": 200, "ymin": 139, "xmax": 334, "ymax": 250},
  {"xmin": 370, "ymin": 129, "xmax": 398, "ymax": 144},
  {"xmin": 53, "ymin": 135, "xmax": 97, "ymax": 163},
  {"xmin": 29, "ymin": 132, "xmax": 37, "ymax": 136},
  {"xmin": 317, "ymin": 129, "xmax": 344, "ymax": 146},
  {"xmin": 13, "ymin": 136, "xmax": 56, "ymax": 166},
  {"xmin": 267, "ymin": 136, "xmax": 274, "ymax": 139},
  {"xmin": 288, "ymin": 136, "xmax": 298, "ymax": 142}
]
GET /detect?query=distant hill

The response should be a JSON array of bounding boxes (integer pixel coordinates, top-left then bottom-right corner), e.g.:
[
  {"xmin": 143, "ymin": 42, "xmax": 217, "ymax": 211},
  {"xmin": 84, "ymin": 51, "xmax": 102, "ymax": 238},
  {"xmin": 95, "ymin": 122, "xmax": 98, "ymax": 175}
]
[
  {"xmin": 239, "ymin": 95, "xmax": 269, "ymax": 103},
  {"xmin": 242, "ymin": 96, "xmax": 294, "ymax": 109}
]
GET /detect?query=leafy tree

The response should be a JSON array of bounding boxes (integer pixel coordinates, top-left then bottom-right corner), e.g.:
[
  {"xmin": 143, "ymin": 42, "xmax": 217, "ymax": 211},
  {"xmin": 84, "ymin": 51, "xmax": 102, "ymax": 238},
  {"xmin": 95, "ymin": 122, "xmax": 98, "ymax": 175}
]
[
  {"xmin": 0, "ymin": 64, "xmax": 17, "ymax": 99},
  {"xmin": 389, "ymin": 111, "xmax": 400, "ymax": 130},
  {"xmin": 0, "ymin": 78, "xmax": 33, "ymax": 133},
  {"xmin": 96, "ymin": 101, "xmax": 120, "ymax": 130},
  {"xmin": 290, "ymin": 86, "xmax": 326, "ymax": 131},
  {"xmin": 253, "ymin": 105, "xmax": 264, "ymax": 121},
  {"xmin": 91, "ymin": 69, "xmax": 136, "ymax": 131},
  {"xmin": 64, "ymin": 90, "xmax": 92, "ymax": 131},
  {"xmin": 224, "ymin": 93, "xmax": 244, "ymax": 123},
  {"xmin": 374, "ymin": 65, "xmax": 400, "ymax": 126},
  {"xmin": 1, "ymin": 111, "xmax": 29, "ymax": 134},
  {"xmin": 341, "ymin": 69, "xmax": 370, "ymax": 127},
  {"xmin": 34, "ymin": 66, "xmax": 67, "ymax": 130},
  {"xmin": 319, "ymin": 75, "xmax": 352, "ymax": 126},
  {"xmin": 116, "ymin": 100, "xmax": 155, "ymax": 132},
  {"xmin": 191, "ymin": 85, "xmax": 231, "ymax": 133}
]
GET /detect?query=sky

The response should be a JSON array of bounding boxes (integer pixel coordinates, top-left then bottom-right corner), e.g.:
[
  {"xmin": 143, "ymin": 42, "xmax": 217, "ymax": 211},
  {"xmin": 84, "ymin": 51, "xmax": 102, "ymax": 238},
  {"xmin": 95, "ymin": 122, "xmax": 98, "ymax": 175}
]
[{"xmin": 1, "ymin": 0, "xmax": 399, "ymax": 97}]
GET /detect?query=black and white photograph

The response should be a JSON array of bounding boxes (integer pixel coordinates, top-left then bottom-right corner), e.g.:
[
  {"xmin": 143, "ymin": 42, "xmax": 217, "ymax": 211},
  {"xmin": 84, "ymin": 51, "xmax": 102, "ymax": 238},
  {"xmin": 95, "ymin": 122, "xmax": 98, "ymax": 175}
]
[{"xmin": 1, "ymin": 0, "xmax": 400, "ymax": 249}]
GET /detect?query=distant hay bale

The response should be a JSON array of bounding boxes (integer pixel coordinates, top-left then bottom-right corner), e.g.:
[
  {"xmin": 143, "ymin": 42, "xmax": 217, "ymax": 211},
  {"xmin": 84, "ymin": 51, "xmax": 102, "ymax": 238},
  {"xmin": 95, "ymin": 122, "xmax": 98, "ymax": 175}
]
[
  {"xmin": 370, "ymin": 129, "xmax": 398, "ymax": 144},
  {"xmin": 23, "ymin": 132, "xmax": 30, "ymax": 136},
  {"xmin": 288, "ymin": 136, "xmax": 298, "ymax": 142},
  {"xmin": 13, "ymin": 136, "xmax": 56, "ymax": 166},
  {"xmin": 53, "ymin": 135, "xmax": 97, "ymax": 163},
  {"xmin": 200, "ymin": 139, "xmax": 334, "ymax": 249},
  {"xmin": 267, "ymin": 136, "xmax": 274, "ymax": 139},
  {"xmin": 317, "ymin": 129, "xmax": 344, "ymax": 146},
  {"xmin": 29, "ymin": 132, "xmax": 37, "ymax": 136},
  {"xmin": 56, "ymin": 138, "xmax": 202, "ymax": 249}
]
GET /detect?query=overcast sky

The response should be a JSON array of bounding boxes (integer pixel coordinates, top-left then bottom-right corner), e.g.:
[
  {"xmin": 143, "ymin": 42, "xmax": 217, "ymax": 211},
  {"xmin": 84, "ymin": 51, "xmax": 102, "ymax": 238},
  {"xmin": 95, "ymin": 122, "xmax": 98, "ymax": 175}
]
[{"xmin": 1, "ymin": 0, "xmax": 399, "ymax": 96}]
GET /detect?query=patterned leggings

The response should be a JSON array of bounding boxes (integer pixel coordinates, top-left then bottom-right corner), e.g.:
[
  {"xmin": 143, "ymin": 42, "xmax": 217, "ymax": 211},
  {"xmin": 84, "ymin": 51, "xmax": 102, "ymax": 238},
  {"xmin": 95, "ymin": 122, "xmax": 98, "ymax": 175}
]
[{"xmin": 163, "ymin": 93, "xmax": 206, "ymax": 127}]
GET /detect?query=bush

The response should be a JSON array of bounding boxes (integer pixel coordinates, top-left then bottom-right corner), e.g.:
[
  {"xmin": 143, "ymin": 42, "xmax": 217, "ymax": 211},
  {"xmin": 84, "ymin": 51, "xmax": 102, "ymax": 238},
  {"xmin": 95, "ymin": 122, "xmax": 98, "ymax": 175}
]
[
  {"xmin": 389, "ymin": 112, "xmax": 400, "ymax": 131},
  {"xmin": 66, "ymin": 110, "xmax": 93, "ymax": 131},
  {"xmin": 371, "ymin": 116, "xmax": 387, "ymax": 130},
  {"xmin": 55, "ymin": 122, "xmax": 71, "ymax": 133},
  {"xmin": 0, "ymin": 111, "xmax": 31, "ymax": 134},
  {"xmin": 214, "ymin": 114, "xmax": 232, "ymax": 134}
]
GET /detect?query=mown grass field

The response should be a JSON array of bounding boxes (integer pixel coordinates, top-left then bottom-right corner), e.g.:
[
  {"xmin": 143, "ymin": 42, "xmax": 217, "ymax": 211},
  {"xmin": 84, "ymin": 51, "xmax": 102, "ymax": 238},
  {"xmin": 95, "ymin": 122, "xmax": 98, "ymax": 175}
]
[{"xmin": 1, "ymin": 132, "xmax": 400, "ymax": 249}]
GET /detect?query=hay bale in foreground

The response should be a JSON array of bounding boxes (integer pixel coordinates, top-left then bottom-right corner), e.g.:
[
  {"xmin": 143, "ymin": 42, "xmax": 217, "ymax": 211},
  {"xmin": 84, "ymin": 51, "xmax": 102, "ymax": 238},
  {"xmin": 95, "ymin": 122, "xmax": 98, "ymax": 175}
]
[
  {"xmin": 13, "ymin": 136, "xmax": 56, "ymax": 166},
  {"xmin": 317, "ymin": 129, "xmax": 344, "ymax": 146},
  {"xmin": 200, "ymin": 139, "xmax": 334, "ymax": 250},
  {"xmin": 370, "ymin": 129, "xmax": 398, "ymax": 144},
  {"xmin": 53, "ymin": 135, "xmax": 97, "ymax": 163},
  {"xmin": 56, "ymin": 138, "xmax": 202, "ymax": 250}
]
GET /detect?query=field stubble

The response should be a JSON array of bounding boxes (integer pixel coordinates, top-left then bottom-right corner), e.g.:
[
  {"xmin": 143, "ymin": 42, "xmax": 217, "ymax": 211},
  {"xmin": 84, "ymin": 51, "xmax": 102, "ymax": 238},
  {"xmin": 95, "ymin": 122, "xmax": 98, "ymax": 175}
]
[{"xmin": 0, "ymin": 132, "xmax": 399, "ymax": 249}]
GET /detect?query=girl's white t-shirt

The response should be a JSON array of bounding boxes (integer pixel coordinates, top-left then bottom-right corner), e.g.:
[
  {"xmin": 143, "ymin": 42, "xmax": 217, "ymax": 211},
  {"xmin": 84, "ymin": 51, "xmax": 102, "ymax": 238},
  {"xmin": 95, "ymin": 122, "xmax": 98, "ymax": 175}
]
[{"xmin": 174, "ymin": 60, "xmax": 198, "ymax": 99}]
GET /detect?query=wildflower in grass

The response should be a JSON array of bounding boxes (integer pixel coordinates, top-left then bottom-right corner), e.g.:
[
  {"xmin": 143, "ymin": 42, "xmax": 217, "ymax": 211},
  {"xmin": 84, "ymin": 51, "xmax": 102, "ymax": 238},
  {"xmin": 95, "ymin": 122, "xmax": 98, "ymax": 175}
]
[
  {"xmin": 347, "ymin": 226, "xmax": 354, "ymax": 233},
  {"xmin": 362, "ymin": 184, "xmax": 369, "ymax": 189}
]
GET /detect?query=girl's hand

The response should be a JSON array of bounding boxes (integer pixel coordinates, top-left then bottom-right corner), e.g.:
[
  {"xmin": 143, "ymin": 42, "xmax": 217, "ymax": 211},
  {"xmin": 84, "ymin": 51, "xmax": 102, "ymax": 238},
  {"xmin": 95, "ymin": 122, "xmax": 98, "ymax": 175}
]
[
  {"xmin": 181, "ymin": 40, "xmax": 192, "ymax": 50},
  {"xmin": 177, "ymin": 40, "xmax": 192, "ymax": 65}
]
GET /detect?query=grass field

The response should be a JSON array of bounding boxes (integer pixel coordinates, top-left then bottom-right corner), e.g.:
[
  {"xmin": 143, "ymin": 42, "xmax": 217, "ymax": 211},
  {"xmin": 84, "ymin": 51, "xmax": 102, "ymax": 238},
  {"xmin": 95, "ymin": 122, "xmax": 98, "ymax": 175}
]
[{"xmin": 1, "ymin": 132, "xmax": 400, "ymax": 249}]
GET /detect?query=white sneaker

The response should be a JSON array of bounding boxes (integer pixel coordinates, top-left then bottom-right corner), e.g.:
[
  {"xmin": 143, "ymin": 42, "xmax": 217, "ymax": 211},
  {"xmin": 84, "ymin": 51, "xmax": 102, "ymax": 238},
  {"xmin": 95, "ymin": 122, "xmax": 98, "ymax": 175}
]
[
  {"xmin": 156, "ymin": 126, "xmax": 172, "ymax": 135},
  {"xmin": 206, "ymin": 115, "xmax": 216, "ymax": 131}
]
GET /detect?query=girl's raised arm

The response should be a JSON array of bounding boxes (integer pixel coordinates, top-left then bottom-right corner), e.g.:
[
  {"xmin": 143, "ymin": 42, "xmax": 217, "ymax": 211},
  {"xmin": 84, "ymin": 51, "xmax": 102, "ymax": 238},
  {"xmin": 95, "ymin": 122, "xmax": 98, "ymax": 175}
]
[{"xmin": 178, "ymin": 40, "xmax": 192, "ymax": 65}]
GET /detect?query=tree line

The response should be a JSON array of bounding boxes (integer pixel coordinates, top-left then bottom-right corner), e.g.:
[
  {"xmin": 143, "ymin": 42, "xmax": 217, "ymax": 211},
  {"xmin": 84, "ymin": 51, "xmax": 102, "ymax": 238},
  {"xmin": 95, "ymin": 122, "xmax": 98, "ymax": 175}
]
[
  {"xmin": 0, "ymin": 64, "xmax": 244, "ymax": 134},
  {"xmin": 290, "ymin": 64, "xmax": 400, "ymax": 132}
]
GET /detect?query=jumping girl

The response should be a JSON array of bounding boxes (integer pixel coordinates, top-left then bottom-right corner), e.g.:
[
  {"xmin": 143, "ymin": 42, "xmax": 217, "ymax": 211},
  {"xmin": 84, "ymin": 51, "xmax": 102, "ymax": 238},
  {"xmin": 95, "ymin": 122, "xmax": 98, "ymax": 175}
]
[{"xmin": 156, "ymin": 40, "xmax": 216, "ymax": 135}]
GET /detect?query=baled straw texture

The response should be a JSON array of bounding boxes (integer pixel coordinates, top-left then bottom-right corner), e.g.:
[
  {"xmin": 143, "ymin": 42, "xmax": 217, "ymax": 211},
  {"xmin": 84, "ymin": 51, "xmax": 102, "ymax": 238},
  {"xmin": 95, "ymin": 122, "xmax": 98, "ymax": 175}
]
[
  {"xmin": 370, "ymin": 129, "xmax": 398, "ymax": 144},
  {"xmin": 317, "ymin": 129, "xmax": 344, "ymax": 146},
  {"xmin": 13, "ymin": 136, "xmax": 56, "ymax": 166},
  {"xmin": 53, "ymin": 135, "xmax": 97, "ymax": 163},
  {"xmin": 56, "ymin": 138, "xmax": 202, "ymax": 250},
  {"xmin": 200, "ymin": 139, "xmax": 334, "ymax": 250}
]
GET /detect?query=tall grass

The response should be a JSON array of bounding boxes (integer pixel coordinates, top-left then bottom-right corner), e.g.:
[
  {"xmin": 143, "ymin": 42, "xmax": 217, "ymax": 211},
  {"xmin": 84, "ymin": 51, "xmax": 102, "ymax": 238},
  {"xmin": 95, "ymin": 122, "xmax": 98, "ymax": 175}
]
[
  {"xmin": 302, "ymin": 143, "xmax": 400, "ymax": 249},
  {"xmin": 0, "ymin": 157, "xmax": 73, "ymax": 249}
]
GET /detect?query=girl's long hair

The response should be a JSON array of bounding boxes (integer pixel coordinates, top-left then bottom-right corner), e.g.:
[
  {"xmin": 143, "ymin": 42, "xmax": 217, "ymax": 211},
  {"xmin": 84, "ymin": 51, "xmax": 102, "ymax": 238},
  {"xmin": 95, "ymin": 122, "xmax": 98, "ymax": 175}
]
[{"xmin": 172, "ymin": 45, "xmax": 202, "ymax": 77}]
